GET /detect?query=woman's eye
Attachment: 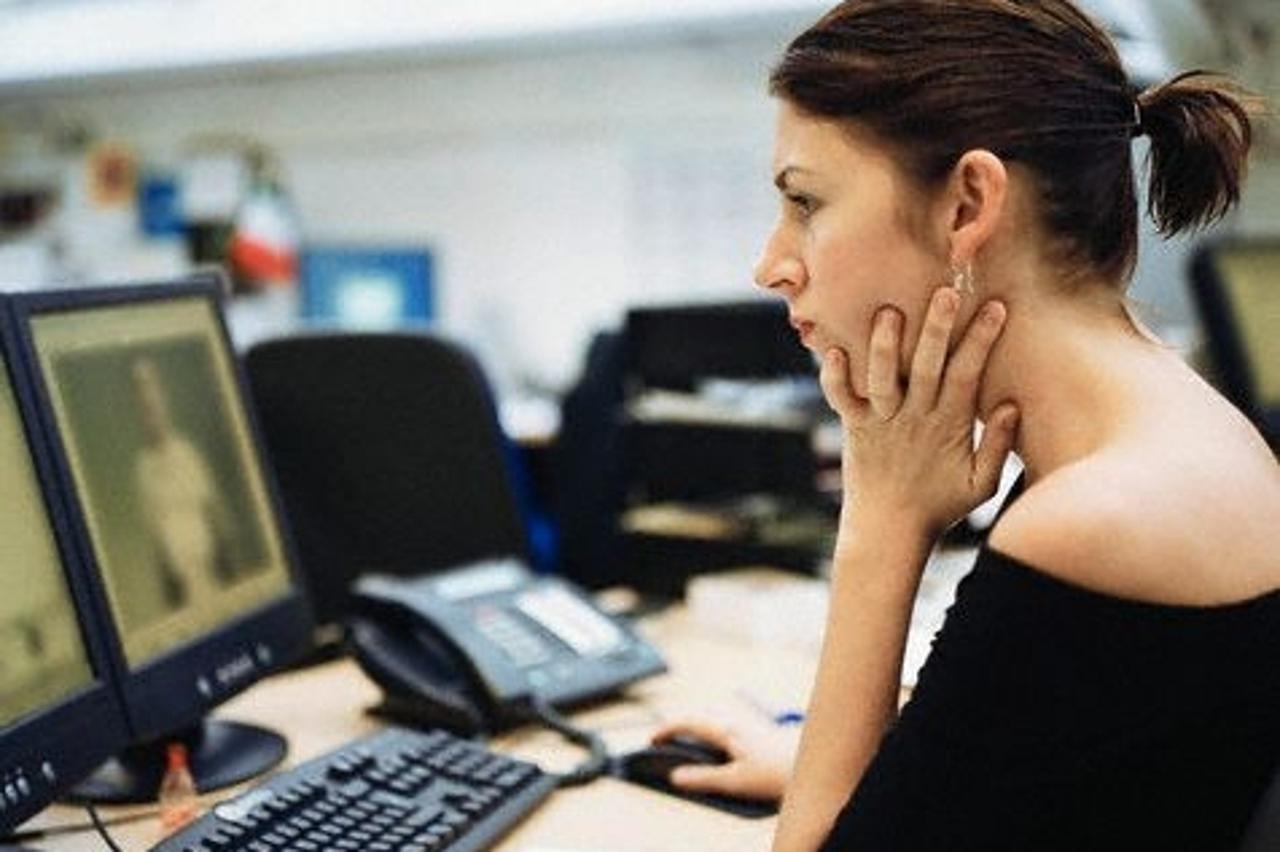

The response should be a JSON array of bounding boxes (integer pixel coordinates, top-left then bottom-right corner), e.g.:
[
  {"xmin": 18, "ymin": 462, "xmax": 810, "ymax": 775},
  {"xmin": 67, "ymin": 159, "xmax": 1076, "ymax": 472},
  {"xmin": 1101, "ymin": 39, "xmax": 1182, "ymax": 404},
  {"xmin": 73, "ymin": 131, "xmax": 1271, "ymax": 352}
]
[{"xmin": 787, "ymin": 193, "xmax": 817, "ymax": 217}]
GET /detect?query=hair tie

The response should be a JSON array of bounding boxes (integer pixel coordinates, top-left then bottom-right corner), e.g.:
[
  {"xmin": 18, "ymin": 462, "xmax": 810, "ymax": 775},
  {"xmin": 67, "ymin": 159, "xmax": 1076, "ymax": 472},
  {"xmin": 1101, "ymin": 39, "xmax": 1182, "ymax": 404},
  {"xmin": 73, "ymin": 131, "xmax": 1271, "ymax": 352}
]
[{"xmin": 1130, "ymin": 100, "xmax": 1145, "ymax": 138}]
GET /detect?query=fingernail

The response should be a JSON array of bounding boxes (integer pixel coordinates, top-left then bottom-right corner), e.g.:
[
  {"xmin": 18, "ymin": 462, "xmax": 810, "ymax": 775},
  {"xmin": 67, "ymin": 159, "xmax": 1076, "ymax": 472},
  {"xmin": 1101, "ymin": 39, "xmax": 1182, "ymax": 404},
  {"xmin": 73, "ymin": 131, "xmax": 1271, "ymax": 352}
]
[
  {"xmin": 983, "ymin": 301, "xmax": 1005, "ymax": 324},
  {"xmin": 670, "ymin": 768, "xmax": 690, "ymax": 785}
]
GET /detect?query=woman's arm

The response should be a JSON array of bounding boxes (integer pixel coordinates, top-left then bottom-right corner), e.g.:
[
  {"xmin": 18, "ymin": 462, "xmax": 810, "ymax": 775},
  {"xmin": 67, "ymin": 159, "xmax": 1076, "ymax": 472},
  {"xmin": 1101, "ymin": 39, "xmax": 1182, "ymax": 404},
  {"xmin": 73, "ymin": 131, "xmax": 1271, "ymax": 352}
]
[
  {"xmin": 772, "ymin": 510, "xmax": 931, "ymax": 850},
  {"xmin": 773, "ymin": 288, "xmax": 1019, "ymax": 852}
]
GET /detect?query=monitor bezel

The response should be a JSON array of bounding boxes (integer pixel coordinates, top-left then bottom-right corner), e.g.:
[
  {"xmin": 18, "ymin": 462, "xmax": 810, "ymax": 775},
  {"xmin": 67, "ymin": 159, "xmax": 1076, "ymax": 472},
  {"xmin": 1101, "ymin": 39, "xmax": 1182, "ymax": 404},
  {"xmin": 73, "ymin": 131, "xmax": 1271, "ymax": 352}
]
[
  {"xmin": 1190, "ymin": 240, "xmax": 1280, "ymax": 444},
  {"xmin": 0, "ymin": 295, "xmax": 130, "ymax": 834},
  {"xmin": 7, "ymin": 274, "xmax": 314, "ymax": 742}
]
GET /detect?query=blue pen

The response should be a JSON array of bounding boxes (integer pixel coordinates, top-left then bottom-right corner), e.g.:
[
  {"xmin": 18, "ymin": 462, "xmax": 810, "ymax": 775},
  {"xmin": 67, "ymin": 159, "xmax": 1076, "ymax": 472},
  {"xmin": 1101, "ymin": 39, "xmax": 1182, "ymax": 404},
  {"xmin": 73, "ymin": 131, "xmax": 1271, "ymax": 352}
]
[
  {"xmin": 736, "ymin": 688, "xmax": 805, "ymax": 726},
  {"xmin": 773, "ymin": 709, "xmax": 805, "ymax": 726}
]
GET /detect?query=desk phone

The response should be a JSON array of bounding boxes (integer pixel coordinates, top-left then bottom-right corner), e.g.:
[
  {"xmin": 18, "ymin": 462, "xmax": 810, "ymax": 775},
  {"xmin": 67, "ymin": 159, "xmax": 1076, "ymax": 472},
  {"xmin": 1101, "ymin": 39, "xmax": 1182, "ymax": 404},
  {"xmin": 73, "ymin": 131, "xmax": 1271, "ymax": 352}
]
[{"xmin": 347, "ymin": 558, "xmax": 666, "ymax": 734}]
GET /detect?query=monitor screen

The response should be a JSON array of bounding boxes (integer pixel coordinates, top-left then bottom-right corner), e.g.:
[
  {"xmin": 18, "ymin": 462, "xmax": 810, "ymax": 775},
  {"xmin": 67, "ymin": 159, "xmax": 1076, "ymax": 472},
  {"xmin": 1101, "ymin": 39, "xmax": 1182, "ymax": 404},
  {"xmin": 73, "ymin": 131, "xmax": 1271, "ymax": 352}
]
[
  {"xmin": 1213, "ymin": 246, "xmax": 1280, "ymax": 413},
  {"xmin": 0, "ymin": 360, "xmax": 94, "ymax": 727},
  {"xmin": 301, "ymin": 246, "xmax": 434, "ymax": 330},
  {"xmin": 28, "ymin": 296, "xmax": 292, "ymax": 669},
  {"xmin": 1192, "ymin": 242, "xmax": 1280, "ymax": 446}
]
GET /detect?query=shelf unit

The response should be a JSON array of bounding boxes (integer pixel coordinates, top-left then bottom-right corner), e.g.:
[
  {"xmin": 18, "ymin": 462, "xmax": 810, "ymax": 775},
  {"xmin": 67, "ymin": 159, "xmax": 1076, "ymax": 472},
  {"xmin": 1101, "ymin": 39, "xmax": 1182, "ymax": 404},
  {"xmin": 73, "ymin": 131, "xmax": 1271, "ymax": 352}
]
[{"xmin": 616, "ymin": 300, "xmax": 838, "ymax": 596}]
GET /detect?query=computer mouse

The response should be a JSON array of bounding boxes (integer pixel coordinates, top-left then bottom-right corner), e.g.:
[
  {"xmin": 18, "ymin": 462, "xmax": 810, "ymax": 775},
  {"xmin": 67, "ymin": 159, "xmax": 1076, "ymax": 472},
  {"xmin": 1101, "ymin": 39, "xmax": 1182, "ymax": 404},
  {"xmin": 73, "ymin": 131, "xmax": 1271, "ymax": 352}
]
[
  {"xmin": 611, "ymin": 735, "xmax": 777, "ymax": 819},
  {"xmin": 654, "ymin": 733, "xmax": 732, "ymax": 765},
  {"xmin": 617, "ymin": 735, "xmax": 731, "ymax": 786}
]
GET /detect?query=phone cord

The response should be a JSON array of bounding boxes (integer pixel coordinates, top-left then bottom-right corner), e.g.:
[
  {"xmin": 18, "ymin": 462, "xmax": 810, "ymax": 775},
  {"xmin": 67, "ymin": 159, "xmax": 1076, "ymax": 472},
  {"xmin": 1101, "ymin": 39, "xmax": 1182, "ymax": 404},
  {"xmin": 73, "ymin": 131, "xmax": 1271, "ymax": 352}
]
[
  {"xmin": 87, "ymin": 803, "xmax": 125, "ymax": 852},
  {"xmin": 523, "ymin": 696, "xmax": 610, "ymax": 788}
]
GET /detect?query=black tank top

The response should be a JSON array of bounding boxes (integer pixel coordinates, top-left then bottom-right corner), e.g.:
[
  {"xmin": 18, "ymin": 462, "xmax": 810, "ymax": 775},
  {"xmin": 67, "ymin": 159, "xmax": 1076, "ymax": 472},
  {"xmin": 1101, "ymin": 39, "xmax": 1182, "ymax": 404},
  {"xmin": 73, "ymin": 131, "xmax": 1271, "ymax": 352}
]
[{"xmin": 821, "ymin": 491, "xmax": 1280, "ymax": 851}]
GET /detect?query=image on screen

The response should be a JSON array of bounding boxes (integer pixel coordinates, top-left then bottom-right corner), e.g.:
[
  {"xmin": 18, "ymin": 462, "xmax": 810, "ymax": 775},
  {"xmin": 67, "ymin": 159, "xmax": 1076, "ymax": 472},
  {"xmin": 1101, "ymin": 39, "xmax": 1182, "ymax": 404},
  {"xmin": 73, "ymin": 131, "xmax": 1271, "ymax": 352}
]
[
  {"xmin": 31, "ymin": 297, "xmax": 290, "ymax": 668},
  {"xmin": 1218, "ymin": 247, "xmax": 1280, "ymax": 409},
  {"xmin": 0, "ymin": 357, "xmax": 93, "ymax": 728}
]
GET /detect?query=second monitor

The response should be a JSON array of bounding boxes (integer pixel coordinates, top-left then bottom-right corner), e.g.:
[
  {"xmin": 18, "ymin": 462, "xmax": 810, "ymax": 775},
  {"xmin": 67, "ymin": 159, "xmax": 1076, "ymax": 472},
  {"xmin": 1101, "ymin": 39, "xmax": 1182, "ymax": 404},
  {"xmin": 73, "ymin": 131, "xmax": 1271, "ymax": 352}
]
[
  {"xmin": 11, "ymin": 276, "xmax": 314, "ymax": 802},
  {"xmin": 0, "ymin": 304, "xmax": 129, "ymax": 836}
]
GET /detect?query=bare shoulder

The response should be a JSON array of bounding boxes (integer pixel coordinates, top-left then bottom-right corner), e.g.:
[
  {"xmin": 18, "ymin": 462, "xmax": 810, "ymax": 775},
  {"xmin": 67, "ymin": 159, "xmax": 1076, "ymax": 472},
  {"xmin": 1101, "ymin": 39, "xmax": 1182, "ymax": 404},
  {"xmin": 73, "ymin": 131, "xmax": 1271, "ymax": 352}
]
[{"xmin": 988, "ymin": 446, "xmax": 1280, "ymax": 606}]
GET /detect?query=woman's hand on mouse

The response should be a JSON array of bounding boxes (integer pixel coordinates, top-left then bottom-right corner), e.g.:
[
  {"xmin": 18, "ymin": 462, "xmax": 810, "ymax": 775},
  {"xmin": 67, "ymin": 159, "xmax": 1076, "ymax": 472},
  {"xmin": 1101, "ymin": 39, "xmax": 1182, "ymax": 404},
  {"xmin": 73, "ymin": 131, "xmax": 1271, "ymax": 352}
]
[
  {"xmin": 650, "ymin": 718, "xmax": 800, "ymax": 802},
  {"xmin": 821, "ymin": 288, "xmax": 1019, "ymax": 544}
]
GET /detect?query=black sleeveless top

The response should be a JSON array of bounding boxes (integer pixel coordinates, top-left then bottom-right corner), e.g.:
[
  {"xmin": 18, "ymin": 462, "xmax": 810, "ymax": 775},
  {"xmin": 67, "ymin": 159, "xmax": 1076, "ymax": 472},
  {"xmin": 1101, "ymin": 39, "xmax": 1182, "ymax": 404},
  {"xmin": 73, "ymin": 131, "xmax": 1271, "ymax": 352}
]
[{"xmin": 821, "ymin": 496, "xmax": 1280, "ymax": 850}]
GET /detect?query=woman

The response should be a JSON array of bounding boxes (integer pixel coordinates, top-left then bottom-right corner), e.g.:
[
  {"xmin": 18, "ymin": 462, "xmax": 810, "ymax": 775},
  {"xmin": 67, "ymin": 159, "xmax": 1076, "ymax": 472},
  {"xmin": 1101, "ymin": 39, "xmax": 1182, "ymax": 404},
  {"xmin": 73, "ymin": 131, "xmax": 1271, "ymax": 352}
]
[{"xmin": 654, "ymin": 1, "xmax": 1280, "ymax": 849}]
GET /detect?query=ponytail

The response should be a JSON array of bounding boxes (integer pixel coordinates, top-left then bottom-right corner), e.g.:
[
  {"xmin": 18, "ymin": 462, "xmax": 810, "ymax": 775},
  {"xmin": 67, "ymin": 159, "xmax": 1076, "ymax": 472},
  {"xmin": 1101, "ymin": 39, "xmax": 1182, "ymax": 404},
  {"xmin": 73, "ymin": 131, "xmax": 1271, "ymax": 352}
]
[{"xmin": 1137, "ymin": 70, "xmax": 1263, "ymax": 237}]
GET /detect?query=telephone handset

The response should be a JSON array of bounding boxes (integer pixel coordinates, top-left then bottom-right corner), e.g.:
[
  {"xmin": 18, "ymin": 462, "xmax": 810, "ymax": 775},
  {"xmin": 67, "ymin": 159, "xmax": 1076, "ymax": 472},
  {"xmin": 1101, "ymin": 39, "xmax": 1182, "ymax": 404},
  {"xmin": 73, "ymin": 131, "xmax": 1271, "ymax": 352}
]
[{"xmin": 346, "ymin": 558, "xmax": 666, "ymax": 735}]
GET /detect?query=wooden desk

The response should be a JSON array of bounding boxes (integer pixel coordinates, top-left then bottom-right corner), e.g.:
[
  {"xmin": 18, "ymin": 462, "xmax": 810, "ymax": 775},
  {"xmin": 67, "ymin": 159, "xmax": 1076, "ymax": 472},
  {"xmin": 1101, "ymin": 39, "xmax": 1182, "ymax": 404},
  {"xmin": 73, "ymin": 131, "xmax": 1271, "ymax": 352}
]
[{"xmin": 23, "ymin": 595, "xmax": 819, "ymax": 852}]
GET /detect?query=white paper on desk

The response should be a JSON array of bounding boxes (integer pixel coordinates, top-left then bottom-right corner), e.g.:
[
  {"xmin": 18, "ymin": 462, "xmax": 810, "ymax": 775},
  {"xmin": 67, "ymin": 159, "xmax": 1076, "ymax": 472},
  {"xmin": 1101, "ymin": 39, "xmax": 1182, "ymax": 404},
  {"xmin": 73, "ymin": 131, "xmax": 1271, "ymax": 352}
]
[{"xmin": 686, "ymin": 570, "xmax": 828, "ymax": 653}]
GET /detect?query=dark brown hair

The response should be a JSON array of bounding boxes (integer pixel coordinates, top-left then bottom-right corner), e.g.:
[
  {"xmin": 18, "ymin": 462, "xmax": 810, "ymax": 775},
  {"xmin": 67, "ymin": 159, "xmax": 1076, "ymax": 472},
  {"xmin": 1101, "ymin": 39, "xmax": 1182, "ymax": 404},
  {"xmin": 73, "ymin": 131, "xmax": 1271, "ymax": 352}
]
[{"xmin": 770, "ymin": 0, "xmax": 1260, "ymax": 283}]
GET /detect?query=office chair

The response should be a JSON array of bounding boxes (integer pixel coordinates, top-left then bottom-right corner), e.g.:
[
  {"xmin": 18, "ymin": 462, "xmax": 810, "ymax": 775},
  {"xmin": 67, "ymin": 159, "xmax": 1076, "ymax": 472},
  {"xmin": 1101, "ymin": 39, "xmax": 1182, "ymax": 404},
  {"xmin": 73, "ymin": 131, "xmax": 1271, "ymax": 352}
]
[
  {"xmin": 244, "ymin": 332, "xmax": 529, "ymax": 630},
  {"xmin": 554, "ymin": 330, "xmax": 628, "ymax": 590}
]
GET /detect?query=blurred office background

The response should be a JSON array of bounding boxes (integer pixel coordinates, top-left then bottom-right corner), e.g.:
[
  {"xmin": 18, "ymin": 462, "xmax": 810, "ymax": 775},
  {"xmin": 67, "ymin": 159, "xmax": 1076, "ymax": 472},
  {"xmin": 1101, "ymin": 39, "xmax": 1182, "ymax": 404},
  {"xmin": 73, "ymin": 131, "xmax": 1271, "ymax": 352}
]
[
  {"xmin": 0, "ymin": 0, "xmax": 1275, "ymax": 394},
  {"xmin": 0, "ymin": 0, "xmax": 1276, "ymax": 593}
]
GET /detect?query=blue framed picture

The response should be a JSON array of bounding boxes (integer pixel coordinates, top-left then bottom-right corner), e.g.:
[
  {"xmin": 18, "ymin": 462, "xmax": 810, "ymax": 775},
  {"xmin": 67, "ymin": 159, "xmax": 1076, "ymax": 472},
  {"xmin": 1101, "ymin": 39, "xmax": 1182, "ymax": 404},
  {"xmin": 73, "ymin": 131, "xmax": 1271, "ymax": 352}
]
[{"xmin": 300, "ymin": 246, "xmax": 434, "ymax": 329}]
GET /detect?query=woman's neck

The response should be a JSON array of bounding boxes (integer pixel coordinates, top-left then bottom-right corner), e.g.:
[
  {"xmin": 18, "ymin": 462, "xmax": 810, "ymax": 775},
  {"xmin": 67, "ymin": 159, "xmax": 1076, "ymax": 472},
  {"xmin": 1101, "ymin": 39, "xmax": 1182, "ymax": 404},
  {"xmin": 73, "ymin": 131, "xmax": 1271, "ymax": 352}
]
[{"xmin": 974, "ymin": 275, "xmax": 1173, "ymax": 484}]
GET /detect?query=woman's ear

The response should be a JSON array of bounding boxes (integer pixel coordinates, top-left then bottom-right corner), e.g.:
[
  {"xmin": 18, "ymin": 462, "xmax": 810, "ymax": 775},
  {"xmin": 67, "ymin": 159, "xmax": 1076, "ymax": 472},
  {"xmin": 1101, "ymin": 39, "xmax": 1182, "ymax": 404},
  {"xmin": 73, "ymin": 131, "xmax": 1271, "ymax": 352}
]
[{"xmin": 944, "ymin": 149, "xmax": 1008, "ymax": 264}]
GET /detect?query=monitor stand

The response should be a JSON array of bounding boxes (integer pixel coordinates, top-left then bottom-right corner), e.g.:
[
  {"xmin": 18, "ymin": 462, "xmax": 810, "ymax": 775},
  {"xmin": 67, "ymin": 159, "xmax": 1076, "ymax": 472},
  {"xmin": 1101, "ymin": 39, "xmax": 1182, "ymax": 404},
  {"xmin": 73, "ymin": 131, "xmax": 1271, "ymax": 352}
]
[{"xmin": 66, "ymin": 719, "xmax": 286, "ymax": 805}]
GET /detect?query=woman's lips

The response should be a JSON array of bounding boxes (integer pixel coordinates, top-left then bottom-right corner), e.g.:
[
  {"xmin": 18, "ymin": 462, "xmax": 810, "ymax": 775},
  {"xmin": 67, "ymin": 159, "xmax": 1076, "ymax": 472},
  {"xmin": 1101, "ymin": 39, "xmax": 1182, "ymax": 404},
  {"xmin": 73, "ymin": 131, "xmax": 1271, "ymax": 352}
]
[{"xmin": 791, "ymin": 318, "xmax": 817, "ymax": 346}]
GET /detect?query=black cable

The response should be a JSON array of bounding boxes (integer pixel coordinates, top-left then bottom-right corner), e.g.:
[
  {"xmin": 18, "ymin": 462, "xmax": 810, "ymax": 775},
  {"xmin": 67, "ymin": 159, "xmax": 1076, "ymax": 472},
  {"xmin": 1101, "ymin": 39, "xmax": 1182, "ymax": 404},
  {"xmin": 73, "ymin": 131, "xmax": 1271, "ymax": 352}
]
[
  {"xmin": 522, "ymin": 696, "xmax": 611, "ymax": 788},
  {"xmin": 86, "ymin": 803, "xmax": 125, "ymax": 852},
  {"xmin": 5, "ymin": 806, "xmax": 158, "ymax": 843}
]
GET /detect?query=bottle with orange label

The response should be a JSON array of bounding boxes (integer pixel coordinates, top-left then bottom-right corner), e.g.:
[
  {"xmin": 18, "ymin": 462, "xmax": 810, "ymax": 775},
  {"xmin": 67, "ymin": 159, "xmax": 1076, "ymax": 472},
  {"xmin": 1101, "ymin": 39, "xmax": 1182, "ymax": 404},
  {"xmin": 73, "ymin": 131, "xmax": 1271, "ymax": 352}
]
[{"xmin": 157, "ymin": 742, "xmax": 199, "ymax": 836}]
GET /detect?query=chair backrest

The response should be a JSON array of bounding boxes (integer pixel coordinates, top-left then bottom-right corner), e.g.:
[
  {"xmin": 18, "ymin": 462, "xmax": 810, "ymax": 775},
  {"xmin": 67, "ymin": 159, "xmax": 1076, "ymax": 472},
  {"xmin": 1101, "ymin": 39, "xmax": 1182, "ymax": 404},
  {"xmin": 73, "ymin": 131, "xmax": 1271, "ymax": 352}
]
[
  {"xmin": 244, "ymin": 332, "xmax": 528, "ymax": 628},
  {"xmin": 554, "ymin": 330, "xmax": 627, "ymax": 589}
]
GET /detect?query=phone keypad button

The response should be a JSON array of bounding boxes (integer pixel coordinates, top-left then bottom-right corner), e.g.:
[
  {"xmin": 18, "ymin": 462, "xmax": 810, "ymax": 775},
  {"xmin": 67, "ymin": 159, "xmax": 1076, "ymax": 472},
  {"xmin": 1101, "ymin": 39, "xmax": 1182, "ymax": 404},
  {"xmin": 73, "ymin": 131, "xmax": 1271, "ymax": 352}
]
[{"xmin": 474, "ymin": 608, "xmax": 554, "ymax": 667}]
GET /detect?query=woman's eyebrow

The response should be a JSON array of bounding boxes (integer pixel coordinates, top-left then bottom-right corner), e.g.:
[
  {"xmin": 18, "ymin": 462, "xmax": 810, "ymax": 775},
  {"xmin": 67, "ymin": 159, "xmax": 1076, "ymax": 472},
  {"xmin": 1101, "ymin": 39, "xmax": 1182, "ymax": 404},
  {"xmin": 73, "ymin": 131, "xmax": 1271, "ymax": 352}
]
[{"xmin": 773, "ymin": 165, "xmax": 816, "ymax": 192}]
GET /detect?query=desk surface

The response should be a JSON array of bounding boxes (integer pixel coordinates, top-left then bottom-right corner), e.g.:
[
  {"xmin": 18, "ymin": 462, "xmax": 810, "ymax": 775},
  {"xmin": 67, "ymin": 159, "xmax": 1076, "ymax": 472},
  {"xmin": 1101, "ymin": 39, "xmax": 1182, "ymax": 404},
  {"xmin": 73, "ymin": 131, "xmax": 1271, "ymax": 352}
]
[{"xmin": 24, "ymin": 589, "xmax": 823, "ymax": 852}]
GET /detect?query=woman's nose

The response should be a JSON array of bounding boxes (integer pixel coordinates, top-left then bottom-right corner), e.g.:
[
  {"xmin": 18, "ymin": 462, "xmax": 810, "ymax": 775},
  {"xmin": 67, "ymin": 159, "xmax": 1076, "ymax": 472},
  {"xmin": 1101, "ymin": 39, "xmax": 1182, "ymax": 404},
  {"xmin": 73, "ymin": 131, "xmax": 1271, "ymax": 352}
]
[{"xmin": 753, "ymin": 230, "xmax": 805, "ymax": 294}]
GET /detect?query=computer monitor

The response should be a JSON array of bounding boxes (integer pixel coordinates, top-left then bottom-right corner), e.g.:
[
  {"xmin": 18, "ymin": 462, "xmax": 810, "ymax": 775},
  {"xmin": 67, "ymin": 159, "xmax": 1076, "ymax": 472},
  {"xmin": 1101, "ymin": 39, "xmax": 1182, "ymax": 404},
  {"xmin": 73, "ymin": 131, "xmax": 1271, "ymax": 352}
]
[
  {"xmin": 300, "ymin": 246, "xmax": 434, "ymax": 330},
  {"xmin": 625, "ymin": 301, "xmax": 813, "ymax": 391},
  {"xmin": 9, "ymin": 275, "xmax": 313, "ymax": 803},
  {"xmin": 0, "ymin": 305, "xmax": 129, "ymax": 836},
  {"xmin": 1190, "ymin": 241, "xmax": 1280, "ymax": 446}
]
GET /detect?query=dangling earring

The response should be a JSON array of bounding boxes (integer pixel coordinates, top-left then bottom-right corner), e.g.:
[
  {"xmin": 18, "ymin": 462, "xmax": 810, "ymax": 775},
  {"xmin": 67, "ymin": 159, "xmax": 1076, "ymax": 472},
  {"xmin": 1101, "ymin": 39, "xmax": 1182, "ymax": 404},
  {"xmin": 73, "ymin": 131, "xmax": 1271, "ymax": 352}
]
[{"xmin": 950, "ymin": 261, "xmax": 975, "ymax": 295}]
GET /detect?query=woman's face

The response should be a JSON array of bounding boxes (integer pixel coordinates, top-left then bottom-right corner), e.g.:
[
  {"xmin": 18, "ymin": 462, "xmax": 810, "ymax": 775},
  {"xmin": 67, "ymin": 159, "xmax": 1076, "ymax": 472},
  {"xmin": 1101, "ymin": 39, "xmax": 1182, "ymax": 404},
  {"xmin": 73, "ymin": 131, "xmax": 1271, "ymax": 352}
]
[{"xmin": 754, "ymin": 101, "xmax": 948, "ymax": 398}]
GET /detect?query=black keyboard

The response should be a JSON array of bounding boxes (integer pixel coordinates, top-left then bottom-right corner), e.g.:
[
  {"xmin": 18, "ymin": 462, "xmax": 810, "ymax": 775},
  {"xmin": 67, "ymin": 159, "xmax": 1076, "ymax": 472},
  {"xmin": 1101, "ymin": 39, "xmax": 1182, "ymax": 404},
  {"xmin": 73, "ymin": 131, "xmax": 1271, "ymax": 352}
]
[{"xmin": 149, "ymin": 727, "xmax": 556, "ymax": 852}]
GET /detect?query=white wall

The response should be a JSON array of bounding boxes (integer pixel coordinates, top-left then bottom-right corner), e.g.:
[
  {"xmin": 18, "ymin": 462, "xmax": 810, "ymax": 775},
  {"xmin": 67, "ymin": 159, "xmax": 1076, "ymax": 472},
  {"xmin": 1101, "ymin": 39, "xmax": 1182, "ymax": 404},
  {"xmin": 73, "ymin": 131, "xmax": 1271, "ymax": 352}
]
[{"xmin": 0, "ymin": 34, "xmax": 788, "ymax": 392}]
